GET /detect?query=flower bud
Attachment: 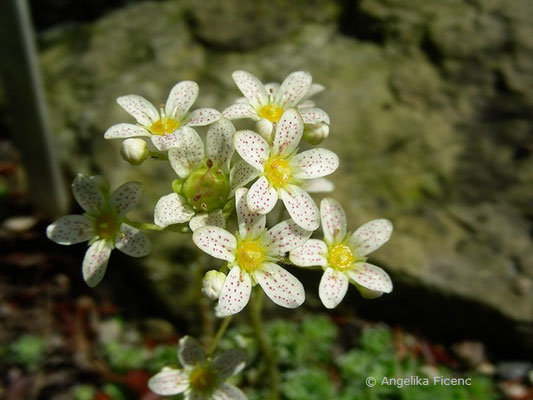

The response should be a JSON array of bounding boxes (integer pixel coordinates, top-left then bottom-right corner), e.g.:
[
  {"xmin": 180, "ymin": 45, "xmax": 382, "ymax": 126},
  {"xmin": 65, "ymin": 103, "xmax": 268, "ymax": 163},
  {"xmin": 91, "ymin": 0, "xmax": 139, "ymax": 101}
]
[
  {"xmin": 201, "ymin": 270, "xmax": 226, "ymax": 300},
  {"xmin": 255, "ymin": 119, "xmax": 274, "ymax": 142},
  {"xmin": 303, "ymin": 122, "xmax": 329, "ymax": 145},
  {"xmin": 121, "ymin": 138, "xmax": 150, "ymax": 165}
]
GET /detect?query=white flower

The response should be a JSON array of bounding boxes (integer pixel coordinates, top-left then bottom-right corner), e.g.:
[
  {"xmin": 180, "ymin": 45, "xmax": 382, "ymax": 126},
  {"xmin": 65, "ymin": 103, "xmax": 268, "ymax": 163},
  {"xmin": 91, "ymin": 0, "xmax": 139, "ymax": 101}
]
[
  {"xmin": 202, "ymin": 270, "xmax": 226, "ymax": 300},
  {"xmin": 120, "ymin": 138, "xmax": 150, "ymax": 165},
  {"xmin": 148, "ymin": 336, "xmax": 247, "ymax": 399},
  {"xmin": 104, "ymin": 81, "xmax": 221, "ymax": 152},
  {"xmin": 233, "ymin": 108, "xmax": 339, "ymax": 231},
  {"xmin": 192, "ymin": 188, "xmax": 310, "ymax": 316},
  {"xmin": 47, "ymin": 174, "xmax": 151, "ymax": 287},
  {"xmin": 223, "ymin": 71, "xmax": 330, "ymax": 143},
  {"xmin": 289, "ymin": 198, "xmax": 393, "ymax": 308},
  {"xmin": 154, "ymin": 118, "xmax": 243, "ymax": 231}
]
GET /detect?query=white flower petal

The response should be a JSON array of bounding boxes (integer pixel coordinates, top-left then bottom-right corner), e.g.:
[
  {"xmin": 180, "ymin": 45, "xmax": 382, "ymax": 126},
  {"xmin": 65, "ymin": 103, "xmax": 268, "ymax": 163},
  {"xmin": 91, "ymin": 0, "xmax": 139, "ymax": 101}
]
[
  {"xmin": 115, "ymin": 223, "xmax": 151, "ymax": 257},
  {"xmin": 193, "ymin": 226, "xmax": 236, "ymax": 262},
  {"xmin": 348, "ymin": 219, "xmax": 393, "ymax": 256},
  {"xmin": 247, "ymin": 176, "xmax": 278, "ymax": 214},
  {"xmin": 299, "ymin": 108, "xmax": 330, "ymax": 124},
  {"xmin": 168, "ymin": 128, "xmax": 204, "ymax": 178},
  {"xmin": 234, "ymin": 130, "xmax": 269, "ymax": 171},
  {"xmin": 264, "ymin": 82, "xmax": 280, "ymax": 96},
  {"xmin": 230, "ymin": 160, "xmax": 260, "ymax": 196},
  {"xmin": 222, "ymin": 103, "xmax": 259, "ymax": 120},
  {"xmin": 178, "ymin": 336, "xmax": 205, "ymax": 367},
  {"xmin": 213, "ymin": 383, "xmax": 248, "ymax": 400},
  {"xmin": 117, "ymin": 94, "xmax": 159, "ymax": 127},
  {"xmin": 254, "ymin": 263, "xmax": 305, "ymax": 309},
  {"xmin": 207, "ymin": 118, "xmax": 235, "ymax": 168},
  {"xmin": 47, "ymin": 215, "xmax": 92, "ymax": 245},
  {"xmin": 289, "ymin": 239, "xmax": 327, "ymax": 267},
  {"xmin": 150, "ymin": 131, "xmax": 182, "ymax": 152},
  {"xmin": 305, "ymin": 83, "xmax": 325, "ymax": 99},
  {"xmin": 320, "ymin": 198, "xmax": 347, "ymax": 244},
  {"xmin": 82, "ymin": 239, "xmax": 112, "ymax": 287},
  {"xmin": 165, "ymin": 81, "xmax": 199, "ymax": 119},
  {"xmin": 272, "ymin": 109, "xmax": 304, "ymax": 157},
  {"xmin": 148, "ymin": 368, "xmax": 188, "ymax": 396},
  {"xmin": 348, "ymin": 262, "xmax": 393, "ymax": 293},
  {"xmin": 212, "ymin": 349, "xmax": 246, "ymax": 380},
  {"xmin": 232, "ymin": 70, "xmax": 268, "ymax": 107},
  {"xmin": 358, "ymin": 286, "xmax": 384, "ymax": 299},
  {"xmin": 235, "ymin": 188, "xmax": 265, "ymax": 239},
  {"xmin": 186, "ymin": 108, "xmax": 221, "ymax": 127},
  {"xmin": 217, "ymin": 266, "xmax": 252, "ymax": 316},
  {"xmin": 290, "ymin": 148, "xmax": 339, "ymax": 179},
  {"xmin": 275, "ymin": 71, "xmax": 312, "ymax": 107},
  {"xmin": 154, "ymin": 193, "xmax": 195, "ymax": 227},
  {"xmin": 301, "ymin": 178, "xmax": 334, "ymax": 193},
  {"xmin": 72, "ymin": 174, "xmax": 105, "ymax": 214},
  {"xmin": 110, "ymin": 181, "xmax": 143, "ymax": 218},
  {"xmin": 104, "ymin": 123, "xmax": 150, "ymax": 139},
  {"xmin": 319, "ymin": 267, "xmax": 349, "ymax": 309},
  {"xmin": 298, "ymin": 100, "xmax": 315, "ymax": 108},
  {"xmin": 263, "ymin": 219, "xmax": 312, "ymax": 256},
  {"xmin": 189, "ymin": 210, "xmax": 225, "ymax": 232},
  {"xmin": 280, "ymin": 185, "xmax": 319, "ymax": 231}
]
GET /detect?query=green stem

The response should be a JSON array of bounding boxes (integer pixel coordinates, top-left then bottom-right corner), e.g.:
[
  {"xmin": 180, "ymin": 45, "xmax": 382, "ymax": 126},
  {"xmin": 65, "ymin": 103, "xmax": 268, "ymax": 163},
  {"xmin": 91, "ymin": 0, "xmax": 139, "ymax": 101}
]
[
  {"xmin": 249, "ymin": 289, "xmax": 280, "ymax": 400},
  {"xmin": 207, "ymin": 316, "xmax": 233, "ymax": 356}
]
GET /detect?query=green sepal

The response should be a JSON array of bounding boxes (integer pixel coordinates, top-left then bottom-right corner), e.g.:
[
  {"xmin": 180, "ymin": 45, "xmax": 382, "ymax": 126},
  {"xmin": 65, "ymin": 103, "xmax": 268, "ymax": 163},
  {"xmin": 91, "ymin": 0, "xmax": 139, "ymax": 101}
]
[{"xmin": 172, "ymin": 179, "xmax": 184, "ymax": 195}]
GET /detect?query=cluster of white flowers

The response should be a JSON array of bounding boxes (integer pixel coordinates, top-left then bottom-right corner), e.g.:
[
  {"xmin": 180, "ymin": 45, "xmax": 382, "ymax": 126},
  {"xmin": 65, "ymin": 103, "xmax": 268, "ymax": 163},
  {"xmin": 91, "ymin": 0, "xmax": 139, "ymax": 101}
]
[{"xmin": 47, "ymin": 70, "xmax": 394, "ymax": 399}]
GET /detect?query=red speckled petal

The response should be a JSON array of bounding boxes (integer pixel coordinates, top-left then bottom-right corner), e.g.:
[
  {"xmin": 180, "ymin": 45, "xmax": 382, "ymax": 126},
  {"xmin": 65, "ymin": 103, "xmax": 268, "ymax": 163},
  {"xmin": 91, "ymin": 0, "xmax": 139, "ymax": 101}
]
[
  {"xmin": 115, "ymin": 223, "xmax": 151, "ymax": 257},
  {"xmin": 263, "ymin": 219, "xmax": 312, "ymax": 256},
  {"xmin": 151, "ymin": 130, "xmax": 181, "ymax": 152},
  {"xmin": 290, "ymin": 148, "xmax": 339, "ymax": 179},
  {"xmin": 212, "ymin": 349, "xmax": 246, "ymax": 380},
  {"xmin": 178, "ymin": 336, "xmax": 205, "ymax": 367},
  {"xmin": 217, "ymin": 266, "xmax": 252, "ymax": 317},
  {"xmin": 110, "ymin": 181, "xmax": 143, "ymax": 218},
  {"xmin": 168, "ymin": 128, "xmax": 204, "ymax": 178},
  {"xmin": 299, "ymin": 107, "xmax": 330, "ymax": 124},
  {"xmin": 254, "ymin": 263, "xmax": 305, "ymax": 309},
  {"xmin": 213, "ymin": 384, "xmax": 248, "ymax": 400},
  {"xmin": 189, "ymin": 210, "xmax": 225, "ymax": 232},
  {"xmin": 280, "ymin": 185, "xmax": 319, "ymax": 231},
  {"xmin": 186, "ymin": 108, "xmax": 221, "ymax": 127},
  {"xmin": 348, "ymin": 262, "xmax": 393, "ymax": 293},
  {"xmin": 193, "ymin": 226, "xmax": 237, "ymax": 262},
  {"xmin": 117, "ymin": 94, "xmax": 159, "ymax": 127},
  {"xmin": 275, "ymin": 71, "xmax": 312, "ymax": 107},
  {"xmin": 232, "ymin": 70, "xmax": 268, "ymax": 108},
  {"xmin": 47, "ymin": 215, "xmax": 93, "ymax": 245},
  {"xmin": 289, "ymin": 239, "xmax": 327, "ymax": 267},
  {"xmin": 247, "ymin": 176, "xmax": 278, "ymax": 214},
  {"xmin": 82, "ymin": 239, "xmax": 112, "ymax": 287},
  {"xmin": 104, "ymin": 123, "xmax": 150, "ymax": 139},
  {"xmin": 148, "ymin": 368, "xmax": 188, "ymax": 396},
  {"xmin": 272, "ymin": 109, "xmax": 304, "ymax": 157},
  {"xmin": 207, "ymin": 118, "xmax": 235, "ymax": 168},
  {"xmin": 319, "ymin": 267, "xmax": 349, "ymax": 309},
  {"xmin": 234, "ymin": 130, "xmax": 269, "ymax": 171},
  {"xmin": 154, "ymin": 193, "xmax": 195, "ymax": 227},
  {"xmin": 222, "ymin": 102, "xmax": 259, "ymax": 120},
  {"xmin": 230, "ymin": 160, "xmax": 260, "ymax": 196},
  {"xmin": 235, "ymin": 188, "xmax": 265, "ymax": 239},
  {"xmin": 320, "ymin": 198, "xmax": 347, "ymax": 244},
  {"xmin": 72, "ymin": 174, "xmax": 105, "ymax": 214},
  {"xmin": 348, "ymin": 219, "xmax": 393, "ymax": 256},
  {"xmin": 165, "ymin": 81, "xmax": 199, "ymax": 119}
]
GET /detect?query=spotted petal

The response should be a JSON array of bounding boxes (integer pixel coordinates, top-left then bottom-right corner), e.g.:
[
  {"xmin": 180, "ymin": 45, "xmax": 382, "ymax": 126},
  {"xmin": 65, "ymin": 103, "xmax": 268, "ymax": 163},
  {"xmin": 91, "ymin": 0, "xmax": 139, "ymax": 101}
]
[
  {"xmin": 178, "ymin": 336, "xmax": 205, "ymax": 367},
  {"xmin": 289, "ymin": 239, "xmax": 327, "ymax": 267},
  {"xmin": 247, "ymin": 176, "xmax": 278, "ymax": 214},
  {"xmin": 272, "ymin": 109, "xmax": 304, "ymax": 157},
  {"xmin": 72, "ymin": 174, "xmax": 105, "ymax": 214},
  {"xmin": 320, "ymin": 198, "xmax": 346, "ymax": 244},
  {"xmin": 275, "ymin": 71, "xmax": 312, "ymax": 107},
  {"xmin": 217, "ymin": 266, "xmax": 252, "ymax": 317},
  {"xmin": 232, "ymin": 70, "xmax": 268, "ymax": 108},
  {"xmin": 301, "ymin": 178, "xmax": 334, "ymax": 193},
  {"xmin": 254, "ymin": 263, "xmax": 305, "ymax": 309},
  {"xmin": 280, "ymin": 185, "xmax": 319, "ymax": 231},
  {"xmin": 110, "ymin": 182, "xmax": 143, "ymax": 217},
  {"xmin": 263, "ymin": 219, "xmax": 312, "ymax": 256},
  {"xmin": 235, "ymin": 188, "xmax": 265, "ymax": 239},
  {"xmin": 189, "ymin": 210, "xmax": 225, "ymax": 232},
  {"xmin": 230, "ymin": 160, "xmax": 260, "ymax": 196},
  {"xmin": 222, "ymin": 102, "xmax": 259, "ymax": 120},
  {"xmin": 212, "ymin": 348, "xmax": 246, "ymax": 379},
  {"xmin": 193, "ymin": 226, "xmax": 236, "ymax": 262},
  {"xmin": 299, "ymin": 108, "xmax": 330, "ymax": 124},
  {"xmin": 82, "ymin": 239, "xmax": 112, "ymax": 287},
  {"xmin": 213, "ymin": 383, "xmax": 248, "ymax": 400},
  {"xmin": 47, "ymin": 215, "xmax": 93, "ymax": 245},
  {"xmin": 348, "ymin": 262, "xmax": 393, "ymax": 293},
  {"xmin": 348, "ymin": 219, "xmax": 393, "ymax": 256},
  {"xmin": 154, "ymin": 193, "xmax": 195, "ymax": 227},
  {"xmin": 234, "ymin": 130, "xmax": 269, "ymax": 171},
  {"xmin": 168, "ymin": 128, "xmax": 204, "ymax": 178},
  {"xmin": 115, "ymin": 223, "xmax": 151, "ymax": 257},
  {"xmin": 291, "ymin": 148, "xmax": 338, "ymax": 179},
  {"xmin": 117, "ymin": 95, "xmax": 159, "ymax": 127},
  {"xmin": 207, "ymin": 118, "xmax": 235, "ymax": 168},
  {"xmin": 319, "ymin": 267, "xmax": 349, "ymax": 309},
  {"xmin": 150, "ymin": 131, "xmax": 182, "ymax": 152},
  {"xmin": 148, "ymin": 368, "xmax": 188, "ymax": 396},
  {"xmin": 104, "ymin": 123, "xmax": 150, "ymax": 139},
  {"xmin": 165, "ymin": 81, "xmax": 199, "ymax": 120},
  {"xmin": 187, "ymin": 108, "xmax": 221, "ymax": 127}
]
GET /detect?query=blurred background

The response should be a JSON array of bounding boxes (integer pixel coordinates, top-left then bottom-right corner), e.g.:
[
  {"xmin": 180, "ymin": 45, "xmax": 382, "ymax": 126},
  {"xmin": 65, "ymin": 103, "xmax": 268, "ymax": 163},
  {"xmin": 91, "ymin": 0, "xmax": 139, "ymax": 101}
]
[{"xmin": 0, "ymin": 0, "xmax": 532, "ymax": 399}]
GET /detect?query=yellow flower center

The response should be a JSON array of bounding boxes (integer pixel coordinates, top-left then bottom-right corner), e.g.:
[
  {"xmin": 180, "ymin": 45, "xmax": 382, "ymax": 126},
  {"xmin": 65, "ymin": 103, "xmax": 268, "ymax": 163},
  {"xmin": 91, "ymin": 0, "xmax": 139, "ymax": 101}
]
[
  {"xmin": 328, "ymin": 244, "xmax": 355, "ymax": 271},
  {"xmin": 149, "ymin": 117, "xmax": 180, "ymax": 135},
  {"xmin": 94, "ymin": 214, "xmax": 118, "ymax": 240},
  {"xmin": 258, "ymin": 104, "xmax": 284, "ymax": 123},
  {"xmin": 236, "ymin": 240, "xmax": 265, "ymax": 272},
  {"xmin": 264, "ymin": 157, "xmax": 292, "ymax": 189},
  {"xmin": 189, "ymin": 366, "xmax": 217, "ymax": 393}
]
